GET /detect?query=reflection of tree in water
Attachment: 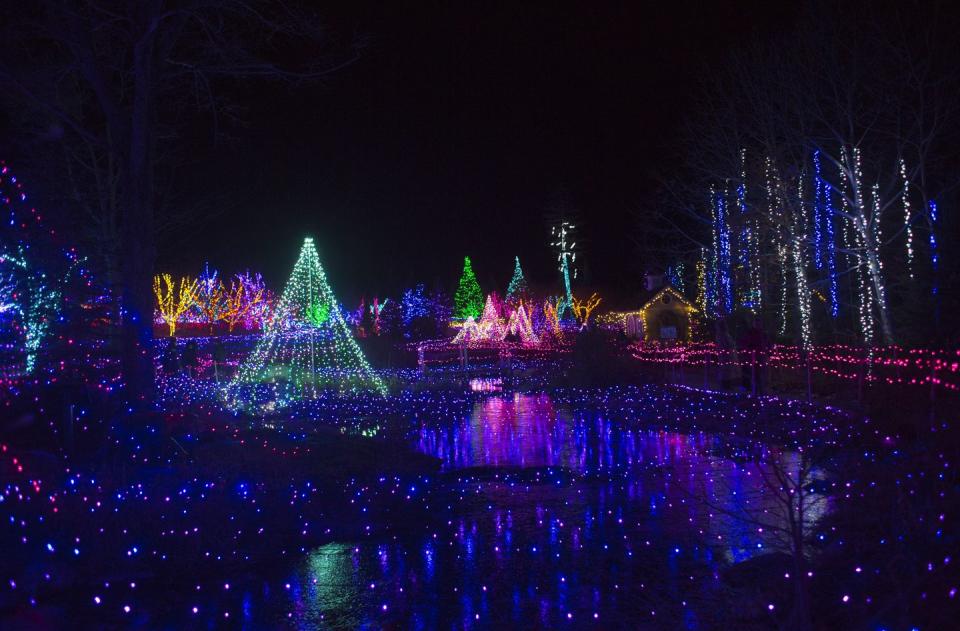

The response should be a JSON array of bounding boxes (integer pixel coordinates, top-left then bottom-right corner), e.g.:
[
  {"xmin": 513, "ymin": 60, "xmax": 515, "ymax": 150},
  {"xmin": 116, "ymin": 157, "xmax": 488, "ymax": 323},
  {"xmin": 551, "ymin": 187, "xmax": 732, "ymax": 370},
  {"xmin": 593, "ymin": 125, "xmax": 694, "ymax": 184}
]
[
  {"xmin": 407, "ymin": 394, "xmax": 833, "ymax": 628},
  {"xmin": 293, "ymin": 543, "xmax": 372, "ymax": 628},
  {"xmin": 417, "ymin": 394, "xmax": 574, "ymax": 469},
  {"xmin": 686, "ymin": 447, "xmax": 831, "ymax": 630}
]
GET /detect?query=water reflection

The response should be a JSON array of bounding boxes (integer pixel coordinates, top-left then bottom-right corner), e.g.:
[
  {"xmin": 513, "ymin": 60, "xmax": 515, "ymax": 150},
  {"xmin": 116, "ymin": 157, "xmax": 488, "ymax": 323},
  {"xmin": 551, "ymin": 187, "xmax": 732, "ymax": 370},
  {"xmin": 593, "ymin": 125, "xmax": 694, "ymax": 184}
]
[
  {"xmin": 284, "ymin": 543, "xmax": 370, "ymax": 628},
  {"xmin": 417, "ymin": 394, "xmax": 581, "ymax": 469},
  {"xmin": 263, "ymin": 393, "xmax": 827, "ymax": 628},
  {"xmin": 417, "ymin": 392, "xmax": 728, "ymax": 475}
]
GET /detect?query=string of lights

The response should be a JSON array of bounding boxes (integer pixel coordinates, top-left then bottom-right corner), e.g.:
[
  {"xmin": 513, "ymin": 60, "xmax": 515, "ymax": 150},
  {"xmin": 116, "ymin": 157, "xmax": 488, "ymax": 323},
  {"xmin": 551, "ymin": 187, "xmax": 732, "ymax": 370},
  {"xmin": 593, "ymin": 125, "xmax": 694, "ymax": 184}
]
[
  {"xmin": 226, "ymin": 237, "xmax": 387, "ymax": 409},
  {"xmin": 549, "ymin": 221, "xmax": 577, "ymax": 318},
  {"xmin": 629, "ymin": 341, "xmax": 960, "ymax": 392}
]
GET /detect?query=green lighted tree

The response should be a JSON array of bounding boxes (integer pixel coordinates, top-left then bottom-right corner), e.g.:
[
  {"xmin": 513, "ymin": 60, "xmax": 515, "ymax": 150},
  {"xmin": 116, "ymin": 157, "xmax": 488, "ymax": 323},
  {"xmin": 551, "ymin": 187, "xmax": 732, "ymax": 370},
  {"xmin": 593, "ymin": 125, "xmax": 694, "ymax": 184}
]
[
  {"xmin": 227, "ymin": 237, "xmax": 386, "ymax": 409},
  {"xmin": 454, "ymin": 256, "xmax": 484, "ymax": 320},
  {"xmin": 505, "ymin": 256, "xmax": 530, "ymax": 305}
]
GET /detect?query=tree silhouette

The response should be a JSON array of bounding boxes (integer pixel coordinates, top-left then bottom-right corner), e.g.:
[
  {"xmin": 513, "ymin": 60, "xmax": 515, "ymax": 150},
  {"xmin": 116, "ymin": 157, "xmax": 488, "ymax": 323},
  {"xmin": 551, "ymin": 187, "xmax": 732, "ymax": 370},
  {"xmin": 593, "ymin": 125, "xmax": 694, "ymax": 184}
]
[{"xmin": 0, "ymin": 2, "xmax": 362, "ymax": 400}]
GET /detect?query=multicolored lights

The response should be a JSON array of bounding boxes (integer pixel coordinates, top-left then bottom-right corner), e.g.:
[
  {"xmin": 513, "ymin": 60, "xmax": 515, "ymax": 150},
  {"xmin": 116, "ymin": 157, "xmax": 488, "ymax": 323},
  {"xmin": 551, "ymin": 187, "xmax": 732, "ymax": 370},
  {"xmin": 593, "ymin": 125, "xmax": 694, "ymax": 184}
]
[
  {"xmin": 0, "ymin": 155, "xmax": 954, "ymax": 630},
  {"xmin": 227, "ymin": 237, "xmax": 386, "ymax": 408}
]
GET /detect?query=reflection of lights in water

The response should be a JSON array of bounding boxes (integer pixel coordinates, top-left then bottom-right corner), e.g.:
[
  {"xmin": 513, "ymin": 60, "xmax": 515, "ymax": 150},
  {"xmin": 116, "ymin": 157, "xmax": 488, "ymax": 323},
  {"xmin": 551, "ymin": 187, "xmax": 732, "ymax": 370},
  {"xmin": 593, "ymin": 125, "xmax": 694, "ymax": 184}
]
[
  {"xmin": 468, "ymin": 377, "xmax": 501, "ymax": 392},
  {"xmin": 8, "ymin": 386, "xmax": 887, "ymax": 629},
  {"xmin": 294, "ymin": 543, "xmax": 370, "ymax": 627},
  {"xmin": 415, "ymin": 393, "xmax": 820, "ymax": 564}
]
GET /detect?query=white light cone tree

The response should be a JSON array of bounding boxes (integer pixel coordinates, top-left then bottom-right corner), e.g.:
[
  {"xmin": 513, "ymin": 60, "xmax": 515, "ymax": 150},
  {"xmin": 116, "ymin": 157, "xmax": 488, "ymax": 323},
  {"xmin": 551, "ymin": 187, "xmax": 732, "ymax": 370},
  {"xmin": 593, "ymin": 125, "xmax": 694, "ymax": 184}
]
[{"xmin": 226, "ymin": 237, "xmax": 386, "ymax": 409}]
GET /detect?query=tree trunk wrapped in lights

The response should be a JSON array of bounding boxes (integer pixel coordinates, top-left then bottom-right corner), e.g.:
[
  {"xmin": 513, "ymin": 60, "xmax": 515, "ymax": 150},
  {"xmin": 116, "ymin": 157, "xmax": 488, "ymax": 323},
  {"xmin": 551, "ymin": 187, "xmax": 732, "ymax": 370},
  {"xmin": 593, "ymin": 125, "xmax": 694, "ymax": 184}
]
[{"xmin": 153, "ymin": 273, "xmax": 198, "ymax": 337}]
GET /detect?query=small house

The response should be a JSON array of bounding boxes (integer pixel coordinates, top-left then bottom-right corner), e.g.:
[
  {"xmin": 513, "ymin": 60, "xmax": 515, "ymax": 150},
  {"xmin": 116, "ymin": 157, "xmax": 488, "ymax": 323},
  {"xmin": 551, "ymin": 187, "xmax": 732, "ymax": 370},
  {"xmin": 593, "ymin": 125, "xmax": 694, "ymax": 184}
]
[
  {"xmin": 636, "ymin": 286, "xmax": 697, "ymax": 341},
  {"xmin": 603, "ymin": 285, "xmax": 698, "ymax": 342}
]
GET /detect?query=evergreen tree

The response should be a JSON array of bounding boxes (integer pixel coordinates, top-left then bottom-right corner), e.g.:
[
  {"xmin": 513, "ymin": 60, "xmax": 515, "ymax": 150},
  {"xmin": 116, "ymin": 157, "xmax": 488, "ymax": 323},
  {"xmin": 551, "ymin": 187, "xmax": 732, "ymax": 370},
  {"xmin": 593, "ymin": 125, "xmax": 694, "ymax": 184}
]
[
  {"xmin": 453, "ymin": 256, "xmax": 484, "ymax": 320},
  {"xmin": 505, "ymin": 256, "xmax": 530, "ymax": 305}
]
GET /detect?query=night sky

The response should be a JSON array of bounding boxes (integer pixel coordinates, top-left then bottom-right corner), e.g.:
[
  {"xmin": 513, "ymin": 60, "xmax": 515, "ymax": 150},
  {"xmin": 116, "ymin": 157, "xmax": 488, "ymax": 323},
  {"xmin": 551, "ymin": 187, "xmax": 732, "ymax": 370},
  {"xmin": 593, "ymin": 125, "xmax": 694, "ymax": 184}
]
[{"xmin": 163, "ymin": 2, "xmax": 795, "ymax": 304}]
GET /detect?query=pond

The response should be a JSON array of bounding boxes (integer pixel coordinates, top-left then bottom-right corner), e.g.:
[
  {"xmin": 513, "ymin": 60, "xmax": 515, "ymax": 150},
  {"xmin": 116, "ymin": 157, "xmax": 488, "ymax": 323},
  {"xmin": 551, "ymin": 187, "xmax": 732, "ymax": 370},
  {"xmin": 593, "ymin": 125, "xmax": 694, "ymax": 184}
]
[
  {"xmin": 5, "ymin": 386, "xmax": 834, "ymax": 629},
  {"xmin": 186, "ymin": 392, "xmax": 814, "ymax": 629}
]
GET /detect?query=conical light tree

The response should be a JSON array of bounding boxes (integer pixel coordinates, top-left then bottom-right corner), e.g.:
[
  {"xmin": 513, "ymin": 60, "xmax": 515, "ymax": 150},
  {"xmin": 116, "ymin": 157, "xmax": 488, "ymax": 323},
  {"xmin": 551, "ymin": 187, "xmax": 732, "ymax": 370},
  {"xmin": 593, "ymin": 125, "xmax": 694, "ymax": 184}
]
[
  {"xmin": 477, "ymin": 294, "xmax": 506, "ymax": 340},
  {"xmin": 506, "ymin": 303, "xmax": 539, "ymax": 344},
  {"xmin": 226, "ymin": 237, "xmax": 385, "ymax": 409},
  {"xmin": 505, "ymin": 256, "xmax": 529, "ymax": 305},
  {"xmin": 453, "ymin": 256, "xmax": 484, "ymax": 320}
]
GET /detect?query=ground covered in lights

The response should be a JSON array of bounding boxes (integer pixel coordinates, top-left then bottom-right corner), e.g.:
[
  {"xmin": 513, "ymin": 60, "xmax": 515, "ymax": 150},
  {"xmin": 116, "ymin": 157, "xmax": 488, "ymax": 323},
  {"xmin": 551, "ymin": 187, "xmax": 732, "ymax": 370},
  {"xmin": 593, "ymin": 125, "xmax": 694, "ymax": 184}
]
[{"xmin": 1, "ymin": 373, "xmax": 957, "ymax": 629}]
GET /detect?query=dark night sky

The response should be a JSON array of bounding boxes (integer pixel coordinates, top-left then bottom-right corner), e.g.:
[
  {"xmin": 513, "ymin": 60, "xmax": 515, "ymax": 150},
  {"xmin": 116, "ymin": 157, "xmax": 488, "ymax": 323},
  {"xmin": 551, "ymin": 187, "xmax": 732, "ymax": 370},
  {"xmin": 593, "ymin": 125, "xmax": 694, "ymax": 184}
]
[{"xmin": 163, "ymin": 2, "xmax": 795, "ymax": 304}]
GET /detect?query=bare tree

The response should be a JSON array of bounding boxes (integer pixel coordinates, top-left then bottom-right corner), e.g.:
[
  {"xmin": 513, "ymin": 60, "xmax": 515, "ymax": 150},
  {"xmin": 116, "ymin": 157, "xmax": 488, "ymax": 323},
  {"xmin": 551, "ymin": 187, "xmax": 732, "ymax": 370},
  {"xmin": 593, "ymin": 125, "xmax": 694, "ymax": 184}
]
[
  {"xmin": 694, "ymin": 447, "xmax": 831, "ymax": 631},
  {"xmin": 0, "ymin": 1, "xmax": 363, "ymax": 400},
  {"xmin": 639, "ymin": 2, "xmax": 960, "ymax": 346}
]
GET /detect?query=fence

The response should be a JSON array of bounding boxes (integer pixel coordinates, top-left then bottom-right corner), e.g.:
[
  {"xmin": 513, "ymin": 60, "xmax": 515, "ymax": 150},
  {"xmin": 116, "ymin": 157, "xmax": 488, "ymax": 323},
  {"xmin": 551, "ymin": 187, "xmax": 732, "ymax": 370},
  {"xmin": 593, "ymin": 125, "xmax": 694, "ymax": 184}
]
[{"xmin": 629, "ymin": 342, "xmax": 960, "ymax": 404}]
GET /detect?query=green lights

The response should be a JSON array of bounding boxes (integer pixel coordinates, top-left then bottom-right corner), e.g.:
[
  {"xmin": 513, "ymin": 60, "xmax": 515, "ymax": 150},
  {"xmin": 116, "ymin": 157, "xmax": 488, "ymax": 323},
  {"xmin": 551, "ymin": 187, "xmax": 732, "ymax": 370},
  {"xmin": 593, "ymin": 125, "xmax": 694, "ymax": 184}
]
[
  {"xmin": 453, "ymin": 256, "xmax": 483, "ymax": 320},
  {"xmin": 226, "ymin": 237, "xmax": 386, "ymax": 409}
]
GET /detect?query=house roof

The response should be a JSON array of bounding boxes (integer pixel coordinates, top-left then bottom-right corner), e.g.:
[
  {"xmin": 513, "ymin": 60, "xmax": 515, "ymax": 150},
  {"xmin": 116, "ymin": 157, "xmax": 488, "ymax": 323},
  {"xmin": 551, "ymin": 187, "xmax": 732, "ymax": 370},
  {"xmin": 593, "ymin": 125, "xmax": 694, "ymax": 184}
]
[
  {"xmin": 601, "ymin": 285, "xmax": 697, "ymax": 320},
  {"xmin": 639, "ymin": 286, "xmax": 698, "ymax": 313}
]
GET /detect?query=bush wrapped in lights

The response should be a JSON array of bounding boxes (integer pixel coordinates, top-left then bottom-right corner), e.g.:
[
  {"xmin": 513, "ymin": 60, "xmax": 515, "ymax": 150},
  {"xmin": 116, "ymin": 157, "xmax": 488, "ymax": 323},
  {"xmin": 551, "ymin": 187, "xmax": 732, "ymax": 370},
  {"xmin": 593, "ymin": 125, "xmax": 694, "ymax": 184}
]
[{"xmin": 225, "ymin": 237, "xmax": 386, "ymax": 410}]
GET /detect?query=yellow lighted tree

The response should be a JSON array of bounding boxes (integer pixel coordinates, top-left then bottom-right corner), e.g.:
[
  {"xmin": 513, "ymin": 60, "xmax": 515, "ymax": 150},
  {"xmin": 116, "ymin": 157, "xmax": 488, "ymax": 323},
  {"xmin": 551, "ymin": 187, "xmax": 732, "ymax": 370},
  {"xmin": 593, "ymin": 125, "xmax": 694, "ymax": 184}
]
[
  {"xmin": 571, "ymin": 292, "xmax": 602, "ymax": 328},
  {"xmin": 543, "ymin": 298, "xmax": 564, "ymax": 341},
  {"xmin": 153, "ymin": 274, "xmax": 198, "ymax": 336},
  {"xmin": 223, "ymin": 280, "xmax": 264, "ymax": 332}
]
